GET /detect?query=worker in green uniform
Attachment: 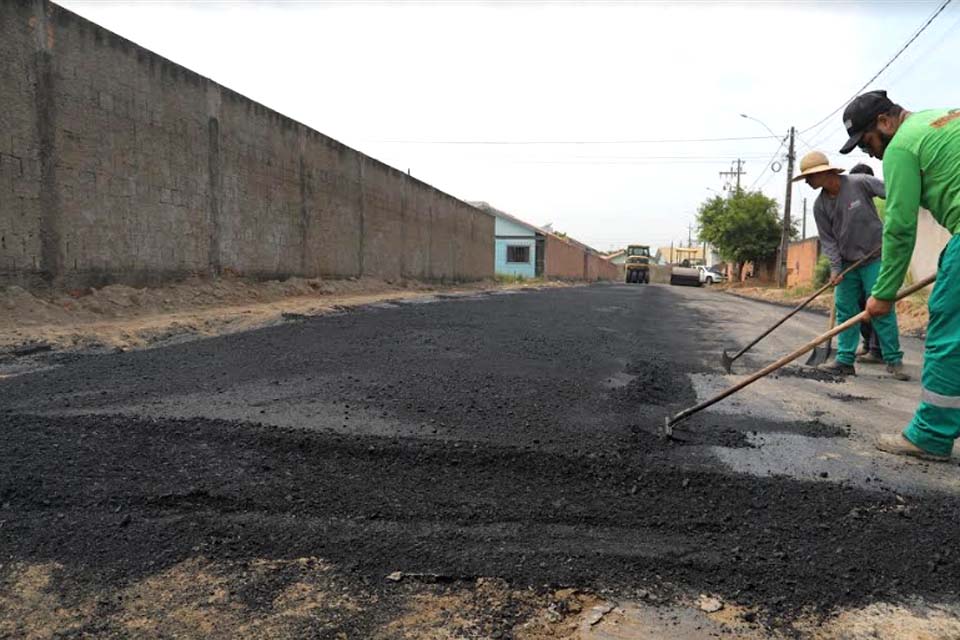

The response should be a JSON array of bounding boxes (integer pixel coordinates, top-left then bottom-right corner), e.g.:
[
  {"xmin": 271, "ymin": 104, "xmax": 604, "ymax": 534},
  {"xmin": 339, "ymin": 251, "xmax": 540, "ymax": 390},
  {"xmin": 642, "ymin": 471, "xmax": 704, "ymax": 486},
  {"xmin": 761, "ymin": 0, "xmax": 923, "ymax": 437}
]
[
  {"xmin": 794, "ymin": 151, "xmax": 905, "ymax": 378},
  {"xmin": 839, "ymin": 90, "xmax": 960, "ymax": 461}
]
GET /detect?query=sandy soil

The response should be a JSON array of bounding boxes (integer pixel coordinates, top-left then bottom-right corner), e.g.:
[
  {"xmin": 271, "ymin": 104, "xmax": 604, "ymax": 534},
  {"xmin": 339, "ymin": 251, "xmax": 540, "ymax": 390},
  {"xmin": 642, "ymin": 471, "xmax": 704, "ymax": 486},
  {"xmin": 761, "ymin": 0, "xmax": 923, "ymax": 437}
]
[
  {"xmin": 0, "ymin": 276, "xmax": 572, "ymax": 355},
  {"xmin": 5, "ymin": 559, "xmax": 959, "ymax": 640}
]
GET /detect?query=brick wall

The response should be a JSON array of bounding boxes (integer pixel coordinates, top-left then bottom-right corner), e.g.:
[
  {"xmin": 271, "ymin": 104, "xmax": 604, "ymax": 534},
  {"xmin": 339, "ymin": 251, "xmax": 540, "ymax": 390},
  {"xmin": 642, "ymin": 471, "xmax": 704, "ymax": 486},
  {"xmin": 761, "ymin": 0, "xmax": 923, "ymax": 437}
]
[
  {"xmin": 786, "ymin": 237, "xmax": 820, "ymax": 288},
  {"xmin": 0, "ymin": 0, "xmax": 493, "ymax": 290}
]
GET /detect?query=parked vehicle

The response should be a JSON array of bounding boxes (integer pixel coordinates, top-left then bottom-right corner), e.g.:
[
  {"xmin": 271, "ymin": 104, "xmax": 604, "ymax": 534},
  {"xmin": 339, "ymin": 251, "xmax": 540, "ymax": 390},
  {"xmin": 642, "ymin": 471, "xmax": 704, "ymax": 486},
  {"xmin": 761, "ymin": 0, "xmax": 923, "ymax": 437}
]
[
  {"xmin": 699, "ymin": 266, "xmax": 726, "ymax": 285},
  {"xmin": 624, "ymin": 244, "xmax": 651, "ymax": 284}
]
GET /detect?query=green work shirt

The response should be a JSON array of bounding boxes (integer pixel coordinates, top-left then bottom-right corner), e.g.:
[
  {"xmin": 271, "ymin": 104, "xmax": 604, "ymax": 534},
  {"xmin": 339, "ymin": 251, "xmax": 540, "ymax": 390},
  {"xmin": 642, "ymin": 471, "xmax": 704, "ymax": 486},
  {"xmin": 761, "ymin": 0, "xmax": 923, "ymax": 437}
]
[{"xmin": 872, "ymin": 108, "xmax": 960, "ymax": 300}]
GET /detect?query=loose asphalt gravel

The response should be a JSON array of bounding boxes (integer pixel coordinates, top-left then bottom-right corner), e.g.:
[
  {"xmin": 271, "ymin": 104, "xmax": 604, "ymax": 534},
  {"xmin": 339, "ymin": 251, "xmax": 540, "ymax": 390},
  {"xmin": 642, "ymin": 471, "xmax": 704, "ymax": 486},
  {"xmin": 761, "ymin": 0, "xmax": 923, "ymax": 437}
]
[{"xmin": 2, "ymin": 283, "xmax": 959, "ymax": 636}]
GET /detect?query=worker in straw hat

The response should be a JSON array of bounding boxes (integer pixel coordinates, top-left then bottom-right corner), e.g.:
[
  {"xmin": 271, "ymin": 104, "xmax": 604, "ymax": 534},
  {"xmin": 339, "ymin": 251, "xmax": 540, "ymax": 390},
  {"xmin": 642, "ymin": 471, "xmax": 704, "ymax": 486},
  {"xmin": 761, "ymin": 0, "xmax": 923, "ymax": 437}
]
[
  {"xmin": 841, "ymin": 90, "xmax": 960, "ymax": 462},
  {"xmin": 793, "ymin": 150, "xmax": 908, "ymax": 380}
]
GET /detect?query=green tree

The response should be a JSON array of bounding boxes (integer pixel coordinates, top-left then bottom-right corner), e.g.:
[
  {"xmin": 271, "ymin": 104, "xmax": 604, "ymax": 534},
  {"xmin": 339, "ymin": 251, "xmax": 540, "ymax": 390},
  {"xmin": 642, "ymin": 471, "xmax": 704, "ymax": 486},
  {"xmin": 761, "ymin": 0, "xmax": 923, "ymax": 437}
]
[{"xmin": 697, "ymin": 189, "xmax": 788, "ymax": 280}]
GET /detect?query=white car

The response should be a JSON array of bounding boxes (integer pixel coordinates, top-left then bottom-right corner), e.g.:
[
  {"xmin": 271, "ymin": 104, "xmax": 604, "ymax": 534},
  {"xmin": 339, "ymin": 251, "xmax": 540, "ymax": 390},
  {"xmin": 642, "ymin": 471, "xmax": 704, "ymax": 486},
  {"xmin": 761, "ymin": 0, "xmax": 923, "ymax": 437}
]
[{"xmin": 698, "ymin": 266, "xmax": 726, "ymax": 285}]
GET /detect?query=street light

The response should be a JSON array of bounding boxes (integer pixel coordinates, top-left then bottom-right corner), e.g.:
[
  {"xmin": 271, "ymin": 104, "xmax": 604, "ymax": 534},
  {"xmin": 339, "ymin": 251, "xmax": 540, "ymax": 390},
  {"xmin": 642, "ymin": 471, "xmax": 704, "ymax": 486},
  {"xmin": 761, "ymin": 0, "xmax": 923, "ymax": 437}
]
[
  {"xmin": 740, "ymin": 113, "xmax": 796, "ymax": 288},
  {"xmin": 740, "ymin": 113, "xmax": 781, "ymax": 141}
]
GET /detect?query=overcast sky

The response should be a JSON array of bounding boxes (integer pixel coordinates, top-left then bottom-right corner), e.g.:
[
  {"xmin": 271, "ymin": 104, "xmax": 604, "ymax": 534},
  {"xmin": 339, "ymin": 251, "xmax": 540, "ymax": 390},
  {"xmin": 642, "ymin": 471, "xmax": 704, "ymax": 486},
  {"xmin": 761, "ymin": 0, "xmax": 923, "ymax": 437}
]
[{"xmin": 59, "ymin": 0, "xmax": 960, "ymax": 252}]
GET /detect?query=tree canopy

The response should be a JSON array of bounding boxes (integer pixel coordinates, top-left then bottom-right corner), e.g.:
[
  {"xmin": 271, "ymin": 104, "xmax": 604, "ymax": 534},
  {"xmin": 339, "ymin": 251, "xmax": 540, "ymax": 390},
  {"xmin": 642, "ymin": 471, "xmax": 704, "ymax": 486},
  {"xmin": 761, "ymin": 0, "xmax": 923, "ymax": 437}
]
[{"xmin": 696, "ymin": 189, "xmax": 789, "ymax": 267}]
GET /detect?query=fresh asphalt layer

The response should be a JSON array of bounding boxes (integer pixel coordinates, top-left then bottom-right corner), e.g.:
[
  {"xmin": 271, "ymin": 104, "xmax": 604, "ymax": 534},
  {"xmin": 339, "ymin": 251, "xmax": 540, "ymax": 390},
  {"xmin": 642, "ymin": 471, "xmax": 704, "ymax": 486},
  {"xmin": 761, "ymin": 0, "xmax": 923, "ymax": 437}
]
[{"xmin": 1, "ymin": 282, "xmax": 959, "ymax": 635}]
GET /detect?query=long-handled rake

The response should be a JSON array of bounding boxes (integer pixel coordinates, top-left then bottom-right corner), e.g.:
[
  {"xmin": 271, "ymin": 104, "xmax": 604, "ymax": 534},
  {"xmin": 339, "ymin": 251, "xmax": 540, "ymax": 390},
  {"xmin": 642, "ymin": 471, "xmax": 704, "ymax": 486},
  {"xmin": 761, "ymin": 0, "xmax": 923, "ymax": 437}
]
[
  {"xmin": 720, "ymin": 249, "xmax": 879, "ymax": 373},
  {"xmin": 667, "ymin": 273, "xmax": 935, "ymax": 438},
  {"xmin": 804, "ymin": 304, "xmax": 836, "ymax": 367}
]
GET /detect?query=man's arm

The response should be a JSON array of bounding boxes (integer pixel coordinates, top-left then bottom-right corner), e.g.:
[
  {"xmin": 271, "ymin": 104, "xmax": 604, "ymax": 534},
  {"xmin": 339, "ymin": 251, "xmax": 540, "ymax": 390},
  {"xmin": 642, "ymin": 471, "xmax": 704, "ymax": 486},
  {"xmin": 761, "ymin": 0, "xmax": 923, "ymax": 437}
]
[
  {"xmin": 813, "ymin": 199, "xmax": 843, "ymax": 276},
  {"xmin": 871, "ymin": 147, "xmax": 922, "ymax": 301},
  {"xmin": 862, "ymin": 175, "xmax": 886, "ymax": 199}
]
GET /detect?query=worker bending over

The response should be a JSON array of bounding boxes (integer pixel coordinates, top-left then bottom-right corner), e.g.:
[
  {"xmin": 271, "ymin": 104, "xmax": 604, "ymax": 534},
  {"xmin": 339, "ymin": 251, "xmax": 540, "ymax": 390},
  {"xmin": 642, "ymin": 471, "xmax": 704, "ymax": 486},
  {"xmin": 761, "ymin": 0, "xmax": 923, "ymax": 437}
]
[
  {"xmin": 794, "ymin": 149, "xmax": 907, "ymax": 380},
  {"xmin": 841, "ymin": 90, "xmax": 960, "ymax": 462}
]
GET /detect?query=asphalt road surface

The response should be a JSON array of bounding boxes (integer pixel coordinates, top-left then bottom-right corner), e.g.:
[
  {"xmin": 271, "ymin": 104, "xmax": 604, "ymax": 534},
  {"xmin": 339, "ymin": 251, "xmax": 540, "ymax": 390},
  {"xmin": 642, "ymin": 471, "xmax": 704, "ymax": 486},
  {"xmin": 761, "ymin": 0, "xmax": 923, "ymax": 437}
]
[{"xmin": 2, "ymin": 283, "xmax": 959, "ymax": 637}]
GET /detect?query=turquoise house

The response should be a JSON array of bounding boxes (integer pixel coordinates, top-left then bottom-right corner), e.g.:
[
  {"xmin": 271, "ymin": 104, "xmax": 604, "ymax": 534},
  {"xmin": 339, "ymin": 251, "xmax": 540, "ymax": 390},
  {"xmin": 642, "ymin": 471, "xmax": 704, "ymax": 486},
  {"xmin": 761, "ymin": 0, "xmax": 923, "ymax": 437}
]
[
  {"xmin": 470, "ymin": 202, "xmax": 545, "ymax": 279},
  {"xmin": 493, "ymin": 213, "xmax": 544, "ymax": 279}
]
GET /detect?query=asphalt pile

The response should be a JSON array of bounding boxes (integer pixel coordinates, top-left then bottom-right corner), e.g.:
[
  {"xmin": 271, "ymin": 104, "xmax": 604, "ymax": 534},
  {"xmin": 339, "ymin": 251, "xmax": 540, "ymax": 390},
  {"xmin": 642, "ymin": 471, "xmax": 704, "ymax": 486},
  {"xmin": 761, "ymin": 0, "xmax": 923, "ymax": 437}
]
[{"xmin": 1, "ymin": 284, "xmax": 958, "ymax": 635}]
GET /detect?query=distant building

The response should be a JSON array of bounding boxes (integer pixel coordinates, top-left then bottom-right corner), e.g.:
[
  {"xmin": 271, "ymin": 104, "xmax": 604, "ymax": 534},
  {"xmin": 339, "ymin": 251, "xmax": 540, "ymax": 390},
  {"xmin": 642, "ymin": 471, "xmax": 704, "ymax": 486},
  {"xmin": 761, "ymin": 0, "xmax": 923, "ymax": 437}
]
[
  {"xmin": 654, "ymin": 245, "xmax": 721, "ymax": 267},
  {"xmin": 470, "ymin": 202, "xmax": 544, "ymax": 278},
  {"xmin": 470, "ymin": 202, "xmax": 620, "ymax": 281},
  {"xmin": 606, "ymin": 249, "xmax": 627, "ymax": 266}
]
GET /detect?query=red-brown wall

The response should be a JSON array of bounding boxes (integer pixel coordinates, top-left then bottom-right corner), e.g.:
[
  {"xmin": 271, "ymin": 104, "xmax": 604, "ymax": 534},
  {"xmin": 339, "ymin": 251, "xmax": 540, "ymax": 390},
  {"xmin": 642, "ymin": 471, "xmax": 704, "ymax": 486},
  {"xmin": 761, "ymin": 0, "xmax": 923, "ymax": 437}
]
[
  {"xmin": 787, "ymin": 238, "xmax": 820, "ymax": 287},
  {"xmin": 543, "ymin": 235, "xmax": 618, "ymax": 281}
]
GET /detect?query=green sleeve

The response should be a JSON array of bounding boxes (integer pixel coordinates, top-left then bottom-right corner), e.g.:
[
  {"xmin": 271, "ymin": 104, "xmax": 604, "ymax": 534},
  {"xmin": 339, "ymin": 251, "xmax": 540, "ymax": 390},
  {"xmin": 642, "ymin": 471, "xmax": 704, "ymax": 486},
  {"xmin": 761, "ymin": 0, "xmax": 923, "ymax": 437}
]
[
  {"xmin": 873, "ymin": 197, "xmax": 885, "ymax": 222},
  {"xmin": 872, "ymin": 147, "xmax": 921, "ymax": 300}
]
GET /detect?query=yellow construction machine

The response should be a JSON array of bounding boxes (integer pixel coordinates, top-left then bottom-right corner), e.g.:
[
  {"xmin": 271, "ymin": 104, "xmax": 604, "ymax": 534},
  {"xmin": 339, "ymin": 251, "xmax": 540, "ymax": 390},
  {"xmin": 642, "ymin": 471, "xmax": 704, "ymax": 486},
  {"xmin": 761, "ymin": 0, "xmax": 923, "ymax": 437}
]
[{"xmin": 624, "ymin": 245, "xmax": 651, "ymax": 284}]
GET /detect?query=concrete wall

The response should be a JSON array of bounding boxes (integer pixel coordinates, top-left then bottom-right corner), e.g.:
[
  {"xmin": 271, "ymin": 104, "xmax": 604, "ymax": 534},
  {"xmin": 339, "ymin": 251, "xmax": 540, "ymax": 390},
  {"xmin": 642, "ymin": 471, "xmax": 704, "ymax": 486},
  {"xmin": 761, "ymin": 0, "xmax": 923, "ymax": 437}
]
[
  {"xmin": 787, "ymin": 237, "xmax": 820, "ymax": 288},
  {"xmin": 544, "ymin": 235, "xmax": 586, "ymax": 280},
  {"xmin": 648, "ymin": 264, "xmax": 672, "ymax": 284},
  {"xmin": 586, "ymin": 252, "xmax": 619, "ymax": 281},
  {"xmin": 0, "ymin": 0, "xmax": 493, "ymax": 290},
  {"xmin": 909, "ymin": 208, "xmax": 951, "ymax": 283},
  {"xmin": 543, "ymin": 234, "xmax": 618, "ymax": 281},
  {"xmin": 727, "ymin": 257, "xmax": 777, "ymax": 284}
]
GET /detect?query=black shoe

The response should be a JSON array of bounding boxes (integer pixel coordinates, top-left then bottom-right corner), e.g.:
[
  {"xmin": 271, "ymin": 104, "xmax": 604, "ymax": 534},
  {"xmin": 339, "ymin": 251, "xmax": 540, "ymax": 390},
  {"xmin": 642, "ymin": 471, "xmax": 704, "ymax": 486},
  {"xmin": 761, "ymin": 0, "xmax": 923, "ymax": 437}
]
[
  {"xmin": 856, "ymin": 351, "xmax": 884, "ymax": 365},
  {"xmin": 819, "ymin": 361, "xmax": 856, "ymax": 376},
  {"xmin": 886, "ymin": 362, "xmax": 911, "ymax": 381}
]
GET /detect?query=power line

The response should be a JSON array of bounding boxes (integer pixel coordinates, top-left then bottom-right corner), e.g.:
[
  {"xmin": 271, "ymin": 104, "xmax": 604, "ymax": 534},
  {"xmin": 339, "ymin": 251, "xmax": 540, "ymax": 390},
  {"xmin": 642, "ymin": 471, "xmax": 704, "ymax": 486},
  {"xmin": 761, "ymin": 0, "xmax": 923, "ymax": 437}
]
[
  {"xmin": 800, "ymin": 0, "xmax": 953, "ymax": 134},
  {"xmin": 795, "ymin": 131, "xmax": 817, "ymax": 151},
  {"xmin": 882, "ymin": 6, "xmax": 960, "ymax": 89},
  {"xmin": 747, "ymin": 134, "xmax": 788, "ymax": 190},
  {"xmin": 510, "ymin": 159, "xmax": 771, "ymax": 166},
  {"xmin": 367, "ymin": 134, "xmax": 781, "ymax": 145}
]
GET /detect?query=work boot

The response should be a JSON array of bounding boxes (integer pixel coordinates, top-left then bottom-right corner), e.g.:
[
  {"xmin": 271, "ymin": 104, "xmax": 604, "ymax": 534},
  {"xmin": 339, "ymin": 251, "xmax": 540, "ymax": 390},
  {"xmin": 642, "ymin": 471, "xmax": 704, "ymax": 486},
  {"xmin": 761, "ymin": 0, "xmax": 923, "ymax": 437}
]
[
  {"xmin": 819, "ymin": 361, "xmax": 856, "ymax": 376},
  {"xmin": 875, "ymin": 433, "xmax": 950, "ymax": 462},
  {"xmin": 856, "ymin": 345, "xmax": 870, "ymax": 356},
  {"xmin": 857, "ymin": 351, "xmax": 884, "ymax": 365},
  {"xmin": 886, "ymin": 362, "xmax": 911, "ymax": 381}
]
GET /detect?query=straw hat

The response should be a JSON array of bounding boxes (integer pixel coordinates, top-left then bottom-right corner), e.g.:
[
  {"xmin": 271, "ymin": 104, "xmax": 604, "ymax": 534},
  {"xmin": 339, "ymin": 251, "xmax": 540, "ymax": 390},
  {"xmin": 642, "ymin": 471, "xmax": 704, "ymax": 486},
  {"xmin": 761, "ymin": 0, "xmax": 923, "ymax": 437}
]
[{"xmin": 792, "ymin": 151, "xmax": 845, "ymax": 182}]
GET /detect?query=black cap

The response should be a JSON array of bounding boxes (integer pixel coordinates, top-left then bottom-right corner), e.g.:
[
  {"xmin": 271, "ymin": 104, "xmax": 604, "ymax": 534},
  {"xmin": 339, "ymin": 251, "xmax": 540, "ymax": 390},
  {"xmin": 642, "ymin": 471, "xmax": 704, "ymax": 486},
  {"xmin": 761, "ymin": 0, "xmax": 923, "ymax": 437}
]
[{"xmin": 839, "ymin": 90, "xmax": 895, "ymax": 154}]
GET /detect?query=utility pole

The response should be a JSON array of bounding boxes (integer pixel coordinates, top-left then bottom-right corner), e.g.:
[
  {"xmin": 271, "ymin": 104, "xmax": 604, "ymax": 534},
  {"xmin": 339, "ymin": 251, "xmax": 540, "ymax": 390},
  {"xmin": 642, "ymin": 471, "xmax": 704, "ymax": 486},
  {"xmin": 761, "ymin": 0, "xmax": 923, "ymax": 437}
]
[
  {"xmin": 802, "ymin": 198, "xmax": 807, "ymax": 240},
  {"xmin": 688, "ymin": 223, "xmax": 693, "ymax": 248},
  {"xmin": 777, "ymin": 127, "xmax": 796, "ymax": 287},
  {"xmin": 719, "ymin": 159, "xmax": 746, "ymax": 193}
]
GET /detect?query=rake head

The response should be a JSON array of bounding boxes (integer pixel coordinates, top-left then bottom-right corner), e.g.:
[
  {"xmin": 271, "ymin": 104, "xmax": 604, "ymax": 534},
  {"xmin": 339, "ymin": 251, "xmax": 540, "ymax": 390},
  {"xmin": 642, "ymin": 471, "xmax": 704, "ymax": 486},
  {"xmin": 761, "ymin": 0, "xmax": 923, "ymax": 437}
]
[
  {"xmin": 720, "ymin": 349, "xmax": 735, "ymax": 374},
  {"xmin": 662, "ymin": 416, "xmax": 673, "ymax": 439},
  {"xmin": 661, "ymin": 416, "xmax": 689, "ymax": 441},
  {"xmin": 804, "ymin": 339, "xmax": 833, "ymax": 367}
]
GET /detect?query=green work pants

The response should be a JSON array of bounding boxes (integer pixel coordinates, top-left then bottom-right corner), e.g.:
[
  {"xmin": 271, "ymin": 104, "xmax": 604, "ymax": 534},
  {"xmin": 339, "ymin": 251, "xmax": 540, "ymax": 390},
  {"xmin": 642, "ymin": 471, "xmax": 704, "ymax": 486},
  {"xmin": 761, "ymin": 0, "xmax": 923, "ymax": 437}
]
[
  {"xmin": 834, "ymin": 260, "xmax": 903, "ymax": 366},
  {"xmin": 904, "ymin": 235, "xmax": 960, "ymax": 456}
]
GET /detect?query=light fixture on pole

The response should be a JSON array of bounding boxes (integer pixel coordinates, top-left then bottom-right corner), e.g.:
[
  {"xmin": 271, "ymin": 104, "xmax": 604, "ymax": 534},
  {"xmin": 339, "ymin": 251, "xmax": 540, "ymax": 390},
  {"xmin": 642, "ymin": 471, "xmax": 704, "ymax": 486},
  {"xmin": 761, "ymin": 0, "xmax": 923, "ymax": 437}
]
[{"xmin": 740, "ymin": 113, "xmax": 795, "ymax": 288}]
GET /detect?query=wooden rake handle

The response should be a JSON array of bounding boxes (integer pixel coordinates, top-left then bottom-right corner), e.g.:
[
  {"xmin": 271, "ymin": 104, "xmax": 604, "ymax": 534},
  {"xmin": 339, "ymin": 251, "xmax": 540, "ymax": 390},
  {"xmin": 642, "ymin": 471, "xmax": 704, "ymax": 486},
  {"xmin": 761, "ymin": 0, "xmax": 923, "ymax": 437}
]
[
  {"xmin": 727, "ymin": 247, "xmax": 880, "ymax": 364},
  {"xmin": 667, "ymin": 273, "xmax": 936, "ymax": 432}
]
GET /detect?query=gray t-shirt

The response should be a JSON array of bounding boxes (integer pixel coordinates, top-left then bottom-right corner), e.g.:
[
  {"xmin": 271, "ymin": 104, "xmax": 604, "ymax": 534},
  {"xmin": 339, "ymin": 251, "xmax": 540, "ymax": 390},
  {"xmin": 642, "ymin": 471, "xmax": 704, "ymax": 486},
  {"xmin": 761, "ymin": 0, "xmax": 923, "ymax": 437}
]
[{"xmin": 813, "ymin": 174, "xmax": 886, "ymax": 274}]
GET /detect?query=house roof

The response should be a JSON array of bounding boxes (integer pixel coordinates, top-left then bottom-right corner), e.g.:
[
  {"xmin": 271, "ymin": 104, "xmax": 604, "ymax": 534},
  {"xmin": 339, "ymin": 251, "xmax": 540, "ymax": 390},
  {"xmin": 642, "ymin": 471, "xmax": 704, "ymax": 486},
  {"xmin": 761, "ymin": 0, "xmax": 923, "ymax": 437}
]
[
  {"xmin": 470, "ymin": 201, "xmax": 610, "ymax": 258},
  {"xmin": 469, "ymin": 202, "xmax": 546, "ymax": 236}
]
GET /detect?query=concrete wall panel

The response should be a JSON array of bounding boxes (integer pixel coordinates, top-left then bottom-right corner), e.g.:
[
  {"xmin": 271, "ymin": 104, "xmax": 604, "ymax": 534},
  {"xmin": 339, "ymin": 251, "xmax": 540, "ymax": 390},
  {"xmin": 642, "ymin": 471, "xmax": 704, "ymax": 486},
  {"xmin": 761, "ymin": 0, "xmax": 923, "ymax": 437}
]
[
  {"xmin": 0, "ymin": 0, "xmax": 52, "ymax": 288},
  {"xmin": 0, "ymin": 0, "xmax": 493, "ymax": 289}
]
